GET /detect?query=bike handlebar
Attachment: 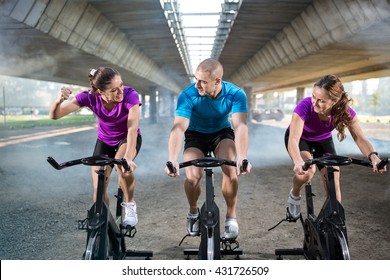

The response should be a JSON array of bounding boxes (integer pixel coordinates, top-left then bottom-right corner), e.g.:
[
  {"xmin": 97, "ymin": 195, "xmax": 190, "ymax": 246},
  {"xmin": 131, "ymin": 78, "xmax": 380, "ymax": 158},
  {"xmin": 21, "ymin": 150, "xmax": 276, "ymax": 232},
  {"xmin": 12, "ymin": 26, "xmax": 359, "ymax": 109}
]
[
  {"xmin": 166, "ymin": 156, "xmax": 248, "ymax": 174},
  {"xmin": 242, "ymin": 159, "xmax": 248, "ymax": 172},
  {"xmin": 377, "ymin": 157, "xmax": 389, "ymax": 170},
  {"xmin": 47, "ymin": 155, "xmax": 130, "ymax": 171},
  {"xmin": 302, "ymin": 155, "xmax": 389, "ymax": 171}
]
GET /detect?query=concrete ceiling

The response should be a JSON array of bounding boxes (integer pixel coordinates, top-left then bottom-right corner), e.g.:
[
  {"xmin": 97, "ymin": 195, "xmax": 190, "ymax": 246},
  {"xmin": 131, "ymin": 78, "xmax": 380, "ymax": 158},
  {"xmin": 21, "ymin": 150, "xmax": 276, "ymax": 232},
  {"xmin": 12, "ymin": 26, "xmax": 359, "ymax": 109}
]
[
  {"xmin": 224, "ymin": 0, "xmax": 390, "ymax": 93},
  {"xmin": 0, "ymin": 0, "xmax": 389, "ymax": 96},
  {"xmin": 89, "ymin": 0, "xmax": 191, "ymax": 91},
  {"xmin": 220, "ymin": 0, "xmax": 314, "ymax": 80}
]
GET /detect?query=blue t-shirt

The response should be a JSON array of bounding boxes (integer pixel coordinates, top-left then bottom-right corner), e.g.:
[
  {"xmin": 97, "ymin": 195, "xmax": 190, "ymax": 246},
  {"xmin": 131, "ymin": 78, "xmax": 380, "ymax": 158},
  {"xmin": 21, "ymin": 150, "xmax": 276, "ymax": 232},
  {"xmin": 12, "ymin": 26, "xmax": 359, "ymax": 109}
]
[{"xmin": 176, "ymin": 81, "xmax": 248, "ymax": 133}]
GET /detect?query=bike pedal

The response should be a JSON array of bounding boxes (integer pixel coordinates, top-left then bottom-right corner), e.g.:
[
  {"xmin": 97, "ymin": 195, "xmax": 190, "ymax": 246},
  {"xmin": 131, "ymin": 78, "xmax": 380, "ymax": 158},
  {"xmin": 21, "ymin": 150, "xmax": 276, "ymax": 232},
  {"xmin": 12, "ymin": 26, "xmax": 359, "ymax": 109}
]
[
  {"xmin": 286, "ymin": 216, "xmax": 299, "ymax": 223},
  {"xmin": 121, "ymin": 224, "xmax": 137, "ymax": 238},
  {"xmin": 220, "ymin": 237, "xmax": 240, "ymax": 251},
  {"xmin": 77, "ymin": 217, "xmax": 88, "ymax": 230},
  {"xmin": 286, "ymin": 207, "xmax": 300, "ymax": 223},
  {"xmin": 221, "ymin": 236, "xmax": 237, "ymax": 242}
]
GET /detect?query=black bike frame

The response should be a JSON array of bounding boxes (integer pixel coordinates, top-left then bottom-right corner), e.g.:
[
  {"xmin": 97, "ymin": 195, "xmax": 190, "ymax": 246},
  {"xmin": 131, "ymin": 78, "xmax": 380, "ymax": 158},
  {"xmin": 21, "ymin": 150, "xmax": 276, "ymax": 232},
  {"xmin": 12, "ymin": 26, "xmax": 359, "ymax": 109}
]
[
  {"xmin": 275, "ymin": 155, "xmax": 389, "ymax": 260},
  {"xmin": 167, "ymin": 156, "xmax": 246, "ymax": 260},
  {"xmin": 199, "ymin": 166, "xmax": 221, "ymax": 259},
  {"xmin": 47, "ymin": 155, "xmax": 153, "ymax": 260}
]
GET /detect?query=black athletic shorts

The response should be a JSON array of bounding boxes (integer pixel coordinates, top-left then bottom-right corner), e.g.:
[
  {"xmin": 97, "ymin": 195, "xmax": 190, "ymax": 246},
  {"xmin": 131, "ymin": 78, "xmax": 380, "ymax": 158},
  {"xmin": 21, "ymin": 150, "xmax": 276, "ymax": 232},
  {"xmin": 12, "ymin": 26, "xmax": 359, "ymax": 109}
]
[
  {"xmin": 92, "ymin": 135, "xmax": 142, "ymax": 165},
  {"xmin": 284, "ymin": 129, "xmax": 336, "ymax": 170},
  {"xmin": 184, "ymin": 127, "xmax": 235, "ymax": 156}
]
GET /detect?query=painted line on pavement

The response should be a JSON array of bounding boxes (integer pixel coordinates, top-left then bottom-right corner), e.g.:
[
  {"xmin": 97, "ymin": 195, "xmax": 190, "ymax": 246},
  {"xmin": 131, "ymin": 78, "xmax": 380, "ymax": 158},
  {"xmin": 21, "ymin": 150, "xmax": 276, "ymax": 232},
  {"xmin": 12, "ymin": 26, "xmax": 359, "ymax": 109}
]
[{"xmin": 0, "ymin": 126, "xmax": 95, "ymax": 148}]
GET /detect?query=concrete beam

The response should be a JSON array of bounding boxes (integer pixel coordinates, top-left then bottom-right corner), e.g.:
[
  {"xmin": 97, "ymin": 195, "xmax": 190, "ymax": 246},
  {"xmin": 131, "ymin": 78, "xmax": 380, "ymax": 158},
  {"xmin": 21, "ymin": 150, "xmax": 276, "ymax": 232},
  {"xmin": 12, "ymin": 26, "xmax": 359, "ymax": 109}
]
[
  {"xmin": 230, "ymin": 0, "xmax": 390, "ymax": 89},
  {"xmin": 5, "ymin": 0, "xmax": 182, "ymax": 93}
]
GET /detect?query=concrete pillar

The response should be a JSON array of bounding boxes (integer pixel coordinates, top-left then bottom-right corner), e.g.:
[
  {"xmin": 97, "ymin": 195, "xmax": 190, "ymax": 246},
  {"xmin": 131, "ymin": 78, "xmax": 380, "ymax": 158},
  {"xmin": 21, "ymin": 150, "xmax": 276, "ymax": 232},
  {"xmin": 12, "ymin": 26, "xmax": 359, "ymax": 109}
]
[
  {"xmin": 243, "ymin": 86, "xmax": 253, "ymax": 120},
  {"xmin": 296, "ymin": 87, "xmax": 304, "ymax": 104},
  {"xmin": 156, "ymin": 89, "xmax": 172, "ymax": 117},
  {"xmin": 141, "ymin": 94, "xmax": 146, "ymax": 119},
  {"xmin": 149, "ymin": 86, "xmax": 158, "ymax": 124},
  {"xmin": 170, "ymin": 92, "xmax": 176, "ymax": 118}
]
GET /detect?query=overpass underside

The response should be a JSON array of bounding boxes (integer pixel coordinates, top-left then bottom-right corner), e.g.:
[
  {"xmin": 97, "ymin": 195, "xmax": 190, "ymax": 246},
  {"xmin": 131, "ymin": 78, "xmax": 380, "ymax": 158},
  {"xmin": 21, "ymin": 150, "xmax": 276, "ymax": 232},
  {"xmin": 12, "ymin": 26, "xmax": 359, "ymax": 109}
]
[
  {"xmin": 226, "ymin": 0, "xmax": 390, "ymax": 94},
  {"xmin": 0, "ymin": 0, "xmax": 390, "ymax": 111}
]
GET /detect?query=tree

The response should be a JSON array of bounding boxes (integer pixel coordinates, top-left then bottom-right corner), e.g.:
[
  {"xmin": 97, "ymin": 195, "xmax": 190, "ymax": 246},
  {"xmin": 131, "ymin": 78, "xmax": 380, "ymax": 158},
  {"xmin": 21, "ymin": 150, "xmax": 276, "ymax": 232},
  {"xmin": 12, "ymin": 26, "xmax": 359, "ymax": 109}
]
[{"xmin": 369, "ymin": 89, "xmax": 380, "ymax": 117}]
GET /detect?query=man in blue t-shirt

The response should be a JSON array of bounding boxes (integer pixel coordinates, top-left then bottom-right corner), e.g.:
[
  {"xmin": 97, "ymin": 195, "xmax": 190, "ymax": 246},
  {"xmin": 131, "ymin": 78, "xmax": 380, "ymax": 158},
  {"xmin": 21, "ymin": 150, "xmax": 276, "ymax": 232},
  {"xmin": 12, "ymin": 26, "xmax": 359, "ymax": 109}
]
[{"xmin": 165, "ymin": 58, "xmax": 252, "ymax": 240}]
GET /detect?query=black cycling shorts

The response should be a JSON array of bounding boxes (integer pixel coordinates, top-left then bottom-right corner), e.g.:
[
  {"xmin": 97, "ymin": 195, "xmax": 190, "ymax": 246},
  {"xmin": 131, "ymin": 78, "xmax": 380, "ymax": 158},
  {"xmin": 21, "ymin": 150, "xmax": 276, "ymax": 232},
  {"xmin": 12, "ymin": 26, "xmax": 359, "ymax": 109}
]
[
  {"xmin": 93, "ymin": 134, "xmax": 142, "ymax": 160},
  {"xmin": 284, "ymin": 129, "xmax": 336, "ymax": 170},
  {"xmin": 184, "ymin": 127, "xmax": 235, "ymax": 156}
]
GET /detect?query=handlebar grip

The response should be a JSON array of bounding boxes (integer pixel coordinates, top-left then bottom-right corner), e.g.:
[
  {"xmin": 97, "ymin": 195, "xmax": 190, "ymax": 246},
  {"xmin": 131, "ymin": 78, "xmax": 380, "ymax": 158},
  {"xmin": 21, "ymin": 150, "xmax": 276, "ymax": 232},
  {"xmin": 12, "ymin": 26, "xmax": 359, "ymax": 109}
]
[
  {"xmin": 121, "ymin": 158, "xmax": 130, "ymax": 172},
  {"xmin": 241, "ymin": 159, "xmax": 248, "ymax": 172},
  {"xmin": 166, "ymin": 161, "xmax": 176, "ymax": 174},
  {"xmin": 302, "ymin": 161, "xmax": 312, "ymax": 171},
  {"xmin": 47, "ymin": 156, "xmax": 62, "ymax": 170},
  {"xmin": 377, "ymin": 158, "xmax": 389, "ymax": 170}
]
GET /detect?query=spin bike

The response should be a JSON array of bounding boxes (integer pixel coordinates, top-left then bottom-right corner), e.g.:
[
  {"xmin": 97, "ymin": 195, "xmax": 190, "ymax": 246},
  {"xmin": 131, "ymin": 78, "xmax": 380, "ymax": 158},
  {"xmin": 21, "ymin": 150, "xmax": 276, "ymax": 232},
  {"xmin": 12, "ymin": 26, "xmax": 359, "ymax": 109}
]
[
  {"xmin": 166, "ymin": 155, "xmax": 248, "ymax": 260},
  {"xmin": 47, "ymin": 155, "xmax": 153, "ymax": 260},
  {"xmin": 272, "ymin": 154, "xmax": 389, "ymax": 260}
]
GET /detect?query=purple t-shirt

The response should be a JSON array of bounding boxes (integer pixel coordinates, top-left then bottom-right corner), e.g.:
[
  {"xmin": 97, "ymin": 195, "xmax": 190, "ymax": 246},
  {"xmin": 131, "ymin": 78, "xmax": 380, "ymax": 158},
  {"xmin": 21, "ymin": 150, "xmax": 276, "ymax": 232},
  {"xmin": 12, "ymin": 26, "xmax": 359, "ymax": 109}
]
[
  {"xmin": 75, "ymin": 86, "xmax": 141, "ymax": 146},
  {"xmin": 293, "ymin": 97, "xmax": 356, "ymax": 141}
]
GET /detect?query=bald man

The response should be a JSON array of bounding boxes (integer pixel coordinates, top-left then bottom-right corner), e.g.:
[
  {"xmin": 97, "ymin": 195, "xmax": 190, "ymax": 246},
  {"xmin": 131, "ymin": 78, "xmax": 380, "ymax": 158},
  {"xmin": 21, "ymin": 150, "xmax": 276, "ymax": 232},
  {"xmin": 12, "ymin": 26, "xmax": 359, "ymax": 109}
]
[{"xmin": 165, "ymin": 58, "xmax": 252, "ymax": 240}]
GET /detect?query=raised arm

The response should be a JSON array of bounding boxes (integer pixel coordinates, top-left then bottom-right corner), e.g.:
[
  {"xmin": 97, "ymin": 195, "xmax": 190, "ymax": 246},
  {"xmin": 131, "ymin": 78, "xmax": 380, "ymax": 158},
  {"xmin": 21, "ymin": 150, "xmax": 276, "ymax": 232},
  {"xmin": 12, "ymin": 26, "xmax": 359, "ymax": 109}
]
[{"xmin": 49, "ymin": 87, "xmax": 81, "ymax": 119}]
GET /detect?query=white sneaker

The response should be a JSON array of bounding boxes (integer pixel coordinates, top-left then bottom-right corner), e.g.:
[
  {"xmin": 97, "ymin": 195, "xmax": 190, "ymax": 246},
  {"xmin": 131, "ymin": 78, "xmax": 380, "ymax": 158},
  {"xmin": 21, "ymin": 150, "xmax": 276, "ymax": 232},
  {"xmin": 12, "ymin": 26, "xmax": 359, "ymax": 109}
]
[
  {"xmin": 121, "ymin": 202, "xmax": 138, "ymax": 227},
  {"xmin": 287, "ymin": 189, "xmax": 301, "ymax": 220},
  {"xmin": 224, "ymin": 218, "xmax": 239, "ymax": 240},
  {"xmin": 186, "ymin": 211, "xmax": 200, "ymax": 236}
]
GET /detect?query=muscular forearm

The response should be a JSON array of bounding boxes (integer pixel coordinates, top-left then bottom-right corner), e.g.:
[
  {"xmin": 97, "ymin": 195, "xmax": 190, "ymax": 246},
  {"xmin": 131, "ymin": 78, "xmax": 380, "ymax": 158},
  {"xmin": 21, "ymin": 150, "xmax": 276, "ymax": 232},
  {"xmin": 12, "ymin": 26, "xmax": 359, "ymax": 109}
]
[
  {"xmin": 288, "ymin": 138, "xmax": 305, "ymax": 165},
  {"xmin": 168, "ymin": 127, "xmax": 184, "ymax": 161},
  {"xmin": 49, "ymin": 87, "xmax": 74, "ymax": 119},
  {"xmin": 355, "ymin": 137, "xmax": 377, "ymax": 158},
  {"xmin": 234, "ymin": 124, "xmax": 248, "ymax": 159},
  {"xmin": 49, "ymin": 99, "xmax": 63, "ymax": 119},
  {"xmin": 125, "ymin": 126, "xmax": 138, "ymax": 160}
]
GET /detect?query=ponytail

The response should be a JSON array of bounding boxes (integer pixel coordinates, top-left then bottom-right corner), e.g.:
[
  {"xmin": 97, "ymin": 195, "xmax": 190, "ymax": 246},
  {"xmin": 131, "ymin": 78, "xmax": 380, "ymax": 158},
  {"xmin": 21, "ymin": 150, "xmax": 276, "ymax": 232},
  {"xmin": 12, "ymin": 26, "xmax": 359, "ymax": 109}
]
[{"xmin": 314, "ymin": 75, "xmax": 353, "ymax": 142}]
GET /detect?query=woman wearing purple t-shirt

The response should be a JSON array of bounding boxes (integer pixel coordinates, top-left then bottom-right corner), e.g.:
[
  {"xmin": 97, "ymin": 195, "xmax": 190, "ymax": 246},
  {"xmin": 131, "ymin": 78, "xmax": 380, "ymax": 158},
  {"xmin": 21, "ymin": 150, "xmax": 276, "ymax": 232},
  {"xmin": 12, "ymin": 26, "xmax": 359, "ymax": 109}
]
[
  {"xmin": 284, "ymin": 74, "xmax": 386, "ymax": 220},
  {"xmin": 49, "ymin": 67, "xmax": 141, "ymax": 227}
]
